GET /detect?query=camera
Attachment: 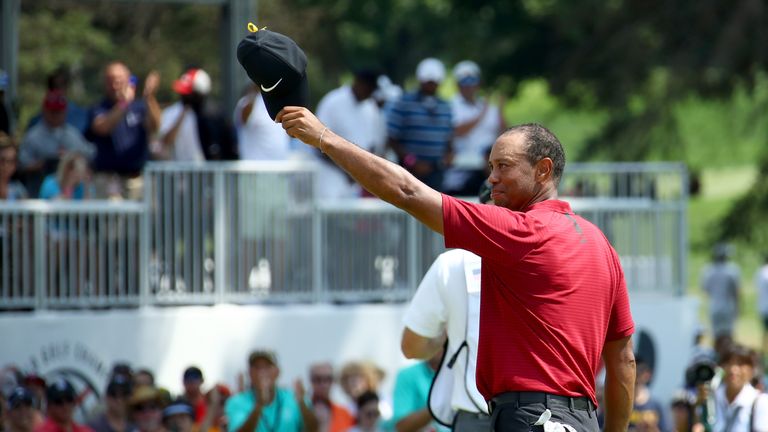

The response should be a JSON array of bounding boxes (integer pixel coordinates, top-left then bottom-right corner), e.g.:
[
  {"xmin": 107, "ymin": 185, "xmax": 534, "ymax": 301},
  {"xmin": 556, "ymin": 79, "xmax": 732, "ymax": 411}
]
[{"xmin": 685, "ymin": 359, "xmax": 716, "ymax": 387}]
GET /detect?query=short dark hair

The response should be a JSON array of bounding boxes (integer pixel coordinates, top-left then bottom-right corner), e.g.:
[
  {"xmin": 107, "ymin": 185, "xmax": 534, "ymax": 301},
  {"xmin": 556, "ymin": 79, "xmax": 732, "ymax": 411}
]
[
  {"xmin": 503, "ymin": 123, "xmax": 566, "ymax": 186},
  {"xmin": 356, "ymin": 390, "xmax": 379, "ymax": 409},
  {"xmin": 719, "ymin": 343, "xmax": 756, "ymax": 367},
  {"xmin": 354, "ymin": 69, "xmax": 380, "ymax": 89}
]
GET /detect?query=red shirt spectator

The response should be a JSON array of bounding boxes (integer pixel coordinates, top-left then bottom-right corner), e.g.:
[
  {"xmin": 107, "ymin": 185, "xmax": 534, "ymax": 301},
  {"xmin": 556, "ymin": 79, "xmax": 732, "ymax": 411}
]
[{"xmin": 35, "ymin": 378, "xmax": 95, "ymax": 432}]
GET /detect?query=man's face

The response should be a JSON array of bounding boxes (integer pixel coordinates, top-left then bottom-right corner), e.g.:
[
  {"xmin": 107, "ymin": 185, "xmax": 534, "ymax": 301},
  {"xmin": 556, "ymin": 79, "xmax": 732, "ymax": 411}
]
[
  {"xmin": 104, "ymin": 64, "xmax": 130, "ymax": 101},
  {"xmin": 723, "ymin": 358, "xmax": 753, "ymax": 393},
  {"xmin": 419, "ymin": 81, "xmax": 439, "ymax": 96},
  {"xmin": 459, "ymin": 83, "xmax": 478, "ymax": 100},
  {"xmin": 106, "ymin": 391, "xmax": 130, "ymax": 416},
  {"xmin": 356, "ymin": 400, "xmax": 380, "ymax": 430},
  {"xmin": 309, "ymin": 365, "xmax": 334, "ymax": 399},
  {"xmin": 8, "ymin": 403, "xmax": 35, "ymax": 432},
  {"xmin": 165, "ymin": 414, "xmax": 193, "ymax": 432},
  {"xmin": 487, "ymin": 133, "xmax": 540, "ymax": 211},
  {"xmin": 42, "ymin": 109, "xmax": 67, "ymax": 128},
  {"xmin": 0, "ymin": 147, "xmax": 17, "ymax": 180},
  {"xmin": 47, "ymin": 395, "xmax": 75, "ymax": 424},
  {"xmin": 249, "ymin": 358, "xmax": 278, "ymax": 389},
  {"xmin": 183, "ymin": 378, "xmax": 202, "ymax": 396},
  {"xmin": 133, "ymin": 401, "xmax": 163, "ymax": 432}
]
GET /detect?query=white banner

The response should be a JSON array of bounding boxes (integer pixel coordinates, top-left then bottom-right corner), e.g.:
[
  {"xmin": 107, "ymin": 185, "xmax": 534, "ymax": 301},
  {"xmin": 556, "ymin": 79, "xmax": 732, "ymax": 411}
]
[{"xmin": 0, "ymin": 296, "xmax": 699, "ymax": 412}]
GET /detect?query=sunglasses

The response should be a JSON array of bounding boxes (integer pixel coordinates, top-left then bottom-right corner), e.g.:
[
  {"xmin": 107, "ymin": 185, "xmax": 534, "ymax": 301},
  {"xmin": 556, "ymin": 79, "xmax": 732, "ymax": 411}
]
[
  {"xmin": 134, "ymin": 404, "xmax": 161, "ymax": 412},
  {"xmin": 49, "ymin": 397, "xmax": 75, "ymax": 405},
  {"xmin": 360, "ymin": 409, "xmax": 380, "ymax": 419},
  {"xmin": 310, "ymin": 375, "xmax": 333, "ymax": 384}
]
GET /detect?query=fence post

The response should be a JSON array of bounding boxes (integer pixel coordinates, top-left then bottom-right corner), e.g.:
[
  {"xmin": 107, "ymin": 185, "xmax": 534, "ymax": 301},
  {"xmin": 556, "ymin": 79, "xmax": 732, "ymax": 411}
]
[
  {"xmin": 214, "ymin": 170, "xmax": 227, "ymax": 303},
  {"xmin": 140, "ymin": 170, "xmax": 152, "ymax": 307},
  {"xmin": 33, "ymin": 212, "xmax": 46, "ymax": 310},
  {"xmin": 407, "ymin": 217, "xmax": 419, "ymax": 293}
]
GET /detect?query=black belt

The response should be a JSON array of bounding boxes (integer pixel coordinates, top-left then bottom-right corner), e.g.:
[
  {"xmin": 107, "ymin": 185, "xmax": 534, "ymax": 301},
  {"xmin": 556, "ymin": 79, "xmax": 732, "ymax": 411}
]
[
  {"xmin": 456, "ymin": 410, "xmax": 490, "ymax": 420},
  {"xmin": 488, "ymin": 391, "xmax": 595, "ymax": 414}
]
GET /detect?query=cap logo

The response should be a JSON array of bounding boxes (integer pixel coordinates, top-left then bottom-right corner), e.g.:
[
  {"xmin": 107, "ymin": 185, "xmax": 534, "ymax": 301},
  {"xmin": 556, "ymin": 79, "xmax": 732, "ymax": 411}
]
[{"xmin": 260, "ymin": 78, "xmax": 282, "ymax": 93}]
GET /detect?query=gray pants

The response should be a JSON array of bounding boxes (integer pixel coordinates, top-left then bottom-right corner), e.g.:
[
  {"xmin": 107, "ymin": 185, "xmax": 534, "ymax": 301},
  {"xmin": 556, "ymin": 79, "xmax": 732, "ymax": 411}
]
[
  {"xmin": 453, "ymin": 410, "xmax": 491, "ymax": 431},
  {"xmin": 490, "ymin": 392, "xmax": 599, "ymax": 432}
]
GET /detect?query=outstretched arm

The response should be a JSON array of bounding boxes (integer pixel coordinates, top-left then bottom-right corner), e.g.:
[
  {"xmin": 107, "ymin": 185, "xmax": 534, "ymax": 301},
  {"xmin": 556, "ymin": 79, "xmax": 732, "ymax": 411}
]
[
  {"xmin": 602, "ymin": 336, "xmax": 635, "ymax": 432},
  {"xmin": 277, "ymin": 106, "xmax": 444, "ymax": 234}
]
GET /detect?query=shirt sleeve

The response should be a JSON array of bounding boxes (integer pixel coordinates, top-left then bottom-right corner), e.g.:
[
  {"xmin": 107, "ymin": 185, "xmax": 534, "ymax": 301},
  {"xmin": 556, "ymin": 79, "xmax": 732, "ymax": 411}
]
[
  {"xmin": 64, "ymin": 127, "xmax": 96, "ymax": 160},
  {"xmin": 39, "ymin": 176, "xmax": 60, "ymax": 200},
  {"xmin": 606, "ymin": 247, "xmax": 635, "ymax": 341},
  {"xmin": 442, "ymin": 194, "xmax": 538, "ymax": 264},
  {"xmin": 402, "ymin": 254, "xmax": 449, "ymax": 338}
]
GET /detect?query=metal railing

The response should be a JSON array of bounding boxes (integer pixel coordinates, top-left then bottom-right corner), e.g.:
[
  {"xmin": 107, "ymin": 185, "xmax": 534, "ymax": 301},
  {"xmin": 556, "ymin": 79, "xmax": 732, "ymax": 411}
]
[
  {"xmin": 0, "ymin": 201, "xmax": 145, "ymax": 309},
  {"xmin": 0, "ymin": 161, "xmax": 688, "ymax": 309}
]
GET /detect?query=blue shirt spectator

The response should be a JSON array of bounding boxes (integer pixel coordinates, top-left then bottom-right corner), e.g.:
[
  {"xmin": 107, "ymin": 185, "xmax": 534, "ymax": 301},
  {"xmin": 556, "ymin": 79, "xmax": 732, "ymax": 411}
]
[
  {"xmin": 86, "ymin": 98, "xmax": 150, "ymax": 175},
  {"xmin": 386, "ymin": 58, "xmax": 453, "ymax": 191}
]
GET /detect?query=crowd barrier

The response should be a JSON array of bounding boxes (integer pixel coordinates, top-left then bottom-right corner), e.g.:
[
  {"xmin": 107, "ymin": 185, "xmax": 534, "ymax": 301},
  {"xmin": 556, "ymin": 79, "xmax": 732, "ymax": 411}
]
[{"xmin": 0, "ymin": 161, "xmax": 687, "ymax": 310}]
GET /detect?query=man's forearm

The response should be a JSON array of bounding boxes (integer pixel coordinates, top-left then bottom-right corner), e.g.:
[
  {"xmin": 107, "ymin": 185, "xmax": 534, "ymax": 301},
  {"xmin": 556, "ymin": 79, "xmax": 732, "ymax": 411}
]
[
  {"xmin": 604, "ymin": 339, "xmax": 636, "ymax": 432},
  {"xmin": 298, "ymin": 399, "xmax": 318, "ymax": 432},
  {"xmin": 323, "ymin": 131, "xmax": 431, "ymax": 215},
  {"xmin": 235, "ymin": 404, "xmax": 263, "ymax": 432},
  {"xmin": 145, "ymin": 95, "xmax": 161, "ymax": 134},
  {"xmin": 395, "ymin": 409, "xmax": 432, "ymax": 432},
  {"xmin": 92, "ymin": 104, "xmax": 128, "ymax": 136}
]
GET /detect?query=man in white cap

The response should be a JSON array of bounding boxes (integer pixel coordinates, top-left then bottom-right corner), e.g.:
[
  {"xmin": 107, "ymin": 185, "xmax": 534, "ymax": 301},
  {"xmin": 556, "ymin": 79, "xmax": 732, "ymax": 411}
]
[
  {"xmin": 444, "ymin": 60, "xmax": 506, "ymax": 196},
  {"xmin": 386, "ymin": 58, "xmax": 453, "ymax": 190}
]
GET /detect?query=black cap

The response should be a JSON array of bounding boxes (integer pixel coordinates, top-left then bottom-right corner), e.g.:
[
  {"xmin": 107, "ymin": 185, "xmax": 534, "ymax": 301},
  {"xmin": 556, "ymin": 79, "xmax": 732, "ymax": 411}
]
[
  {"xmin": 8, "ymin": 386, "xmax": 35, "ymax": 409},
  {"xmin": 107, "ymin": 374, "xmax": 132, "ymax": 397},
  {"xmin": 237, "ymin": 28, "xmax": 309, "ymax": 120},
  {"xmin": 46, "ymin": 378, "xmax": 76, "ymax": 402},
  {"xmin": 182, "ymin": 366, "xmax": 203, "ymax": 382}
]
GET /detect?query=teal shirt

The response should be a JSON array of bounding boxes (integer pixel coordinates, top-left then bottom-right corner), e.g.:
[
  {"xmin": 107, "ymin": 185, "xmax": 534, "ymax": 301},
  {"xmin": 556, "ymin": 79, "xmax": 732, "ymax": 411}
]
[
  {"xmin": 389, "ymin": 362, "xmax": 449, "ymax": 432},
  {"xmin": 225, "ymin": 388, "xmax": 304, "ymax": 432}
]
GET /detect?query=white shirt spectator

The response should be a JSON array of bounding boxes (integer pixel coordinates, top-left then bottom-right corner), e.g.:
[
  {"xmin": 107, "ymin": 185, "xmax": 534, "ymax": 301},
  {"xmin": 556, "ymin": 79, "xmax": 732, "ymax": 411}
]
[
  {"xmin": 159, "ymin": 102, "xmax": 205, "ymax": 162},
  {"xmin": 234, "ymin": 92, "xmax": 291, "ymax": 161},
  {"xmin": 450, "ymin": 95, "xmax": 502, "ymax": 168},
  {"xmin": 756, "ymin": 263, "xmax": 768, "ymax": 318},
  {"xmin": 714, "ymin": 383, "xmax": 768, "ymax": 432},
  {"xmin": 315, "ymin": 85, "xmax": 386, "ymax": 199},
  {"xmin": 402, "ymin": 248, "xmax": 487, "ymax": 414}
]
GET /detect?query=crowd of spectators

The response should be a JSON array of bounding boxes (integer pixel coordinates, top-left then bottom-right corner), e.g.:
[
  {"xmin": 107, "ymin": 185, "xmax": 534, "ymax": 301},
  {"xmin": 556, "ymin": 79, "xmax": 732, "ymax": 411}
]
[
  {"xmin": 0, "ymin": 350, "xmax": 453, "ymax": 432},
  {"xmin": 0, "ymin": 56, "xmax": 503, "ymax": 204}
]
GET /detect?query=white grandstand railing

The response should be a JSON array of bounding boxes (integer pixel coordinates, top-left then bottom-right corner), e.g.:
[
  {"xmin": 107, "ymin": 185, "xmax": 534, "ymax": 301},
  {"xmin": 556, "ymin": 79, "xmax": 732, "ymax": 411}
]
[{"xmin": 0, "ymin": 161, "xmax": 688, "ymax": 309}]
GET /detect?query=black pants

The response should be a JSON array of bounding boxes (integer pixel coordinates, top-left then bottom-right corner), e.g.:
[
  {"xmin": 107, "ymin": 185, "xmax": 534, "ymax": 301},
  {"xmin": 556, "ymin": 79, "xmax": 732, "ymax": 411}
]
[
  {"xmin": 489, "ymin": 392, "xmax": 599, "ymax": 432},
  {"xmin": 453, "ymin": 410, "xmax": 491, "ymax": 431}
]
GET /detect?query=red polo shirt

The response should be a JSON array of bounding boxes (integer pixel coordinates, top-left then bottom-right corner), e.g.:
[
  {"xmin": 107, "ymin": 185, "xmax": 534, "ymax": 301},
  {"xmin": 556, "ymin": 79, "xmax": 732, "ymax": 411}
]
[{"xmin": 442, "ymin": 195, "xmax": 634, "ymax": 405}]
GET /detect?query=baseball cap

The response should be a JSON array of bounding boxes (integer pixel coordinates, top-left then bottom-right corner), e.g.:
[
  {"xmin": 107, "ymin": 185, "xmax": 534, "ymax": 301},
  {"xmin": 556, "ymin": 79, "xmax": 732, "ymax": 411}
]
[
  {"xmin": 8, "ymin": 386, "xmax": 35, "ymax": 409},
  {"xmin": 107, "ymin": 374, "xmax": 132, "ymax": 397},
  {"xmin": 416, "ymin": 58, "xmax": 445, "ymax": 83},
  {"xmin": 46, "ymin": 378, "xmax": 76, "ymax": 403},
  {"xmin": 42, "ymin": 90, "xmax": 67, "ymax": 112},
  {"xmin": 248, "ymin": 349, "xmax": 278, "ymax": 367},
  {"xmin": 182, "ymin": 366, "xmax": 203, "ymax": 382},
  {"xmin": 453, "ymin": 60, "xmax": 481, "ymax": 87},
  {"xmin": 173, "ymin": 68, "xmax": 211, "ymax": 96},
  {"xmin": 237, "ymin": 28, "xmax": 309, "ymax": 120},
  {"xmin": 162, "ymin": 400, "xmax": 194, "ymax": 419}
]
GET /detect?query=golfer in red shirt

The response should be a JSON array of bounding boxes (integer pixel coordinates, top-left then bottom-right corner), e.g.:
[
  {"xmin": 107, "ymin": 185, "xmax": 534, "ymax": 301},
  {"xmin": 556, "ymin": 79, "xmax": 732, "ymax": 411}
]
[{"xmin": 277, "ymin": 106, "xmax": 636, "ymax": 432}]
